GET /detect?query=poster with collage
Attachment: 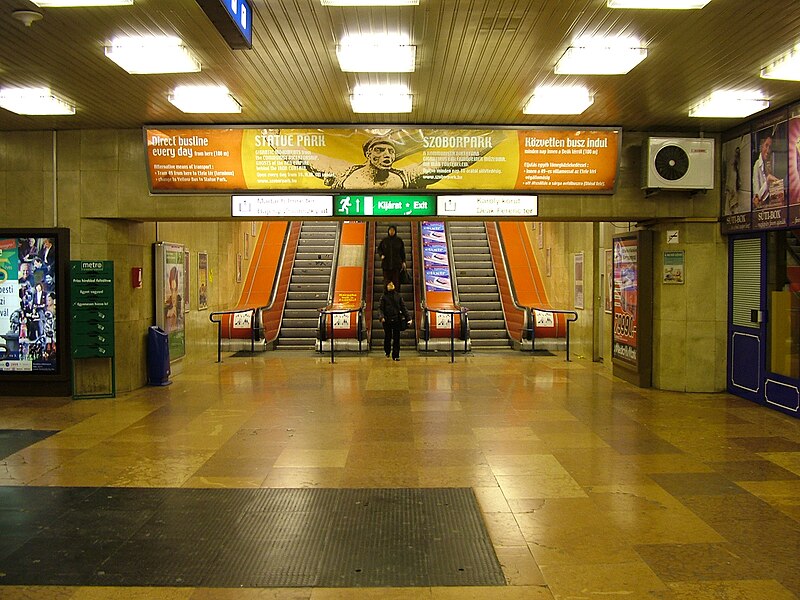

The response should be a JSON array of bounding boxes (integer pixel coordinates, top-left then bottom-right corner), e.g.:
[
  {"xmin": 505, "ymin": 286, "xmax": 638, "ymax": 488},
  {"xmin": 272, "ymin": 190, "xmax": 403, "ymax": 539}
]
[{"xmin": 0, "ymin": 236, "xmax": 58, "ymax": 373}]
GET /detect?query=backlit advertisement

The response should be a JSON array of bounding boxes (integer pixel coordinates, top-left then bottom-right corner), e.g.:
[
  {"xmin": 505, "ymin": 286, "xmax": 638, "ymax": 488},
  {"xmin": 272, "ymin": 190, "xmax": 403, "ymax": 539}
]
[
  {"xmin": 752, "ymin": 119, "xmax": 788, "ymax": 230},
  {"xmin": 421, "ymin": 222, "xmax": 452, "ymax": 294},
  {"xmin": 721, "ymin": 134, "xmax": 752, "ymax": 233},
  {"xmin": 0, "ymin": 237, "xmax": 58, "ymax": 372},
  {"xmin": 144, "ymin": 126, "xmax": 621, "ymax": 194},
  {"xmin": 612, "ymin": 237, "xmax": 638, "ymax": 366},
  {"xmin": 789, "ymin": 108, "xmax": 800, "ymax": 226}
]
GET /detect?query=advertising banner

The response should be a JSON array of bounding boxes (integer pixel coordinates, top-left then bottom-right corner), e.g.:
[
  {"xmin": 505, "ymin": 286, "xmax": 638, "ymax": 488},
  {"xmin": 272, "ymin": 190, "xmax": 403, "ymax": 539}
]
[
  {"xmin": 198, "ymin": 251, "xmax": 209, "ymax": 310},
  {"xmin": 144, "ymin": 127, "xmax": 621, "ymax": 194},
  {"xmin": 612, "ymin": 237, "xmax": 639, "ymax": 366},
  {"xmin": 0, "ymin": 237, "xmax": 58, "ymax": 372},
  {"xmin": 721, "ymin": 134, "xmax": 752, "ymax": 233},
  {"xmin": 421, "ymin": 222, "xmax": 453, "ymax": 296},
  {"xmin": 789, "ymin": 108, "xmax": 800, "ymax": 226},
  {"xmin": 155, "ymin": 242, "xmax": 186, "ymax": 360},
  {"xmin": 752, "ymin": 120, "xmax": 788, "ymax": 230}
]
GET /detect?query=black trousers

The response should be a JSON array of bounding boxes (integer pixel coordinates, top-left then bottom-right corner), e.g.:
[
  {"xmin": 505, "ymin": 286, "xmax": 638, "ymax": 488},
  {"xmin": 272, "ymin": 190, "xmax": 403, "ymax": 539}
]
[{"xmin": 383, "ymin": 321, "xmax": 402, "ymax": 358}]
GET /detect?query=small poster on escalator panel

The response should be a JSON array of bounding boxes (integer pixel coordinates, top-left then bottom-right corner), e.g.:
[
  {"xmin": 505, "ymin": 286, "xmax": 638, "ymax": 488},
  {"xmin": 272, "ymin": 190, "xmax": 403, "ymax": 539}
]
[
  {"xmin": 752, "ymin": 119, "xmax": 788, "ymax": 230},
  {"xmin": 144, "ymin": 127, "xmax": 621, "ymax": 193},
  {"xmin": 612, "ymin": 237, "xmax": 639, "ymax": 366},
  {"xmin": 789, "ymin": 109, "xmax": 800, "ymax": 225}
]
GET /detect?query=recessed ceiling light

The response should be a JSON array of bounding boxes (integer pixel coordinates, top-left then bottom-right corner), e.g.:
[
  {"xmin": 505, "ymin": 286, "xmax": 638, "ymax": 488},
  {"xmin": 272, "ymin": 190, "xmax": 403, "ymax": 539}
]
[
  {"xmin": 523, "ymin": 85, "xmax": 594, "ymax": 114},
  {"xmin": 32, "ymin": 0, "xmax": 133, "ymax": 6},
  {"xmin": 321, "ymin": 0, "xmax": 418, "ymax": 5},
  {"xmin": 105, "ymin": 36, "xmax": 201, "ymax": 74},
  {"xmin": 761, "ymin": 45, "xmax": 800, "ymax": 81},
  {"xmin": 0, "ymin": 87, "xmax": 76, "ymax": 115},
  {"xmin": 688, "ymin": 91, "xmax": 769, "ymax": 118},
  {"xmin": 168, "ymin": 85, "xmax": 242, "ymax": 113},
  {"xmin": 337, "ymin": 33, "xmax": 416, "ymax": 73},
  {"xmin": 607, "ymin": 0, "xmax": 711, "ymax": 8},
  {"xmin": 350, "ymin": 83, "xmax": 412, "ymax": 113},
  {"xmin": 555, "ymin": 37, "xmax": 647, "ymax": 75}
]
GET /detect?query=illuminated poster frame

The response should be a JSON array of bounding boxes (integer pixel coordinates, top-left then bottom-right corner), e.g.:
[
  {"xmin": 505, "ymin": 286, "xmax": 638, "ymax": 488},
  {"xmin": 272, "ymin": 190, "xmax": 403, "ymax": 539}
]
[
  {"xmin": 155, "ymin": 242, "xmax": 186, "ymax": 361},
  {"xmin": 144, "ymin": 125, "xmax": 622, "ymax": 195},
  {"xmin": 0, "ymin": 228, "xmax": 71, "ymax": 397},
  {"xmin": 612, "ymin": 231, "xmax": 652, "ymax": 388}
]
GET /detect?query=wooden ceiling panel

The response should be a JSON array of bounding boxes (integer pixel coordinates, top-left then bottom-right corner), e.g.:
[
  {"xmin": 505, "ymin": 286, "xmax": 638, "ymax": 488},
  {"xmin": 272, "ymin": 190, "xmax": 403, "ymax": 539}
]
[{"xmin": 0, "ymin": 0, "xmax": 797, "ymax": 131}]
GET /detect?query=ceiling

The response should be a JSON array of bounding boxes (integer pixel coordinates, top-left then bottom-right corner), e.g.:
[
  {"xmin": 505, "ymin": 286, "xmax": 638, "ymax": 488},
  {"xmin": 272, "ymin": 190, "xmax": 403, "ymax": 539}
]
[{"xmin": 0, "ymin": 0, "xmax": 798, "ymax": 133}]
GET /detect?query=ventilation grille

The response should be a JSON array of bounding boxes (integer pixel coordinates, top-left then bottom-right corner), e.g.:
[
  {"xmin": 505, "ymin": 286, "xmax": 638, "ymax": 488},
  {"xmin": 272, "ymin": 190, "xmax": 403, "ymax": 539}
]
[{"xmin": 732, "ymin": 238, "xmax": 761, "ymax": 329}]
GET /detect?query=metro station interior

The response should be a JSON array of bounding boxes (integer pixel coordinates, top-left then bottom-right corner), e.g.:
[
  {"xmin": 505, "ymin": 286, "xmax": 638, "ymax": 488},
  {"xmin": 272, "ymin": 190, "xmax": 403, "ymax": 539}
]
[{"xmin": 2, "ymin": 1, "xmax": 800, "ymax": 598}]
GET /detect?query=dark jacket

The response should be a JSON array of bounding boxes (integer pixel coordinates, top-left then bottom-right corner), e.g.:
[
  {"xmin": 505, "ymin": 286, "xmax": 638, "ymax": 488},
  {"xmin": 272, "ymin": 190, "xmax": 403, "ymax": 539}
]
[
  {"xmin": 378, "ymin": 231, "xmax": 405, "ymax": 271},
  {"xmin": 379, "ymin": 291, "xmax": 409, "ymax": 324}
]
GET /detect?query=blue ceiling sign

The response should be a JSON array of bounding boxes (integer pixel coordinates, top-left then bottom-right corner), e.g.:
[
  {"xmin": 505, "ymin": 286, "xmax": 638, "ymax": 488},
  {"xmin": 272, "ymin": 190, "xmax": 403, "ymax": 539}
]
[{"xmin": 196, "ymin": 0, "xmax": 253, "ymax": 50}]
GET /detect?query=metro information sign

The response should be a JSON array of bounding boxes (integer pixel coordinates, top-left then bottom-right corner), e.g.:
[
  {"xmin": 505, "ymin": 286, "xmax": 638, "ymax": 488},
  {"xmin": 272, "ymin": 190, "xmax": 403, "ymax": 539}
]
[
  {"xmin": 232, "ymin": 195, "xmax": 333, "ymax": 217},
  {"xmin": 437, "ymin": 195, "xmax": 538, "ymax": 217},
  {"xmin": 334, "ymin": 195, "xmax": 435, "ymax": 217}
]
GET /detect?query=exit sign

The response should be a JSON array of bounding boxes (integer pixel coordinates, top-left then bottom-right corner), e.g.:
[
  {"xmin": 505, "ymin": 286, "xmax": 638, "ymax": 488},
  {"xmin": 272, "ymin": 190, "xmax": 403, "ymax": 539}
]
[
  {"xmin": 334, "ymin": 195, "xmax": 435, "ymax": 217},
  {"xmin": 196, "ymin": 0, "xmax": 252, "ymax": 49}
]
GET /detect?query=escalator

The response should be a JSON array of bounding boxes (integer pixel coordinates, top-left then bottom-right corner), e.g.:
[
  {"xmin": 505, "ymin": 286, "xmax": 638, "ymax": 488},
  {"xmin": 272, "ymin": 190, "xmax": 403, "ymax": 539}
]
[
  {"xmin": 371, "ymin": 221, "xmax": 416, "ymax": 350},
  {"xmin": 277, "ymin": 222, "xmax": 337, "ymax": 348},
  {"xmin": 449, "ymin": 222, "xmax": 508, "ymax": 349}
]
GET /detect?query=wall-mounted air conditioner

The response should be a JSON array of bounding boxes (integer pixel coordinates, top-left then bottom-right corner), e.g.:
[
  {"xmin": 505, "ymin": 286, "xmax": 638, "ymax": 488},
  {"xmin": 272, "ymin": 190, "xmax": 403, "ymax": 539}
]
[{"xmin": 642, "ymin": 137, "xmax": 715, "ymax": 190}]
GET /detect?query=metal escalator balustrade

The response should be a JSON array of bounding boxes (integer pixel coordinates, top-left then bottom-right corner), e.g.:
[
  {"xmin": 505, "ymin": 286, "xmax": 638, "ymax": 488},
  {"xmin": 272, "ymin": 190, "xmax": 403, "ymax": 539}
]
[
  {"xmin": 278, "ymin": 222, "xmax": 338, "ymax": 348},
  {"xmin": 449, "ymin": 222, "xmax": 509, "ymax": 349},
  {"xmin": 371, "ymin": 221, "xmax": 416, "ymax": 350}
]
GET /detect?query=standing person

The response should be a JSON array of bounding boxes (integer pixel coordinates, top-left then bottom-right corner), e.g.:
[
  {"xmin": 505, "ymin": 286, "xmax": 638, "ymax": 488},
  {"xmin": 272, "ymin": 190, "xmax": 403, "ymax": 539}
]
[
  {"xmin": 378, "ymin": 225, "xmax": 406, "ymax": 290},
  {"xmin": 379, "ymin": 281, "xmax": 411, "ymax": 361},
  {"xmin": 752, "ymin": 134, "xmax": 780, "ymax": 207}
]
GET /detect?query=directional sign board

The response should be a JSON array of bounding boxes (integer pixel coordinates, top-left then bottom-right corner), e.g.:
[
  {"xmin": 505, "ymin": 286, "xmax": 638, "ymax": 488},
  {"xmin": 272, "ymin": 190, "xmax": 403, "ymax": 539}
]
[
  {"xmin": 334, "ymin": 195, "xmax": 435, "ymax": 217},
  {"xmin": 196, "ymin": 0, "xmax": 252, "ymax": 49},
  {"xmin": 70, "ymin": 261, "xmax": 114, "ymax": 358},
  {"xmin": 232, "ymin": 195, "xmax": 333, "ymax": 217},
  {"xmin": 437, "ymin": 195, "xmax": 538, "ymax": 217}
]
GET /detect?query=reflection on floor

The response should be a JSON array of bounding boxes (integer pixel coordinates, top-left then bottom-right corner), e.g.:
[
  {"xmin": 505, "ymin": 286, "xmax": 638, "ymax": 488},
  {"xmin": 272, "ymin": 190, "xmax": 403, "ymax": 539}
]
[{"xmin": 1, "ymin": 350, "xmax": 800, "ymax": 599}]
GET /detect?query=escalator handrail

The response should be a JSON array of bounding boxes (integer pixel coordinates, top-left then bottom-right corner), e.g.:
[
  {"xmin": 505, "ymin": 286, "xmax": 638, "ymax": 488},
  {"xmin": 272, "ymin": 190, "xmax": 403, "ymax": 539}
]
[
  {"xmin": 325, "ymin": 222, "xmax": 344, "ymax": 305},
  {"xmin": 492, "ymin": 222, "xmax": 533, "ymax": 339}
]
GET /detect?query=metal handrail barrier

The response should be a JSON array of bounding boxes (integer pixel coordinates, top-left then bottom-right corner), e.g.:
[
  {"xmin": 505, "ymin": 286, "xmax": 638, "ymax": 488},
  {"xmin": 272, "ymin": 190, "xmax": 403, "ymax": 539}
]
[
  {"xmin": 209, "ymin": 307, "xmax": 256, "ymax": 363},
  {"xmin": 525, "ymin": 307, "xmax": 579, "ymax": 361},
  {"xmin": 421, "ymin": 304, "xmax": 470, "ymax": 363},
  {"xmin": 318, "ymin": 301, "xmax": 366, "ymax": 363}
]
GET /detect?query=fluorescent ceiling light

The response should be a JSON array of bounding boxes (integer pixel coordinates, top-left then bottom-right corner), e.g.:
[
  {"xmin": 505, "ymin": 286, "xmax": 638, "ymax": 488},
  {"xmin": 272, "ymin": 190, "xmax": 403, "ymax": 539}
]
[
  {"xmin": 350, "ymin": 83, "xmax": 412, "ymax": 113},
  {"xmin": 555, "ymin": 37, "xmax": 647, "ymax": 74},
  {"xmin": 524, "ymin": 85, "xmax": 594, "ymax": 115},
  {"xmin": 337, "ymin": 33, "xmax": 416, "ymax": 72},
  {"xmin": 0, "ymin": 87, "xmax": 75, "ymax": 115},
  {"xmin": 32, "ymin": 0, "xmax": 133, "ymax": 6},
  {"xmin": 689, "ymin": 91, "xmax": 769, "ymax": 118},
  {"xmin": 169, "ymin": 85, "xmax": 242, "ymax": 113},
  {"xmin": 321, "ymin": 0, "xmax": 418, "ymax": 5},
  {"xmin": 105, "ymin": 36, "xmax": 201, "ymax": 74},
  {"xmin": 761, "ymin": 45, "xmax": 800, "ymax": 80},
  {"xmin": 607, "ymin": 0, "xmax": 710, "ymax": 8}
]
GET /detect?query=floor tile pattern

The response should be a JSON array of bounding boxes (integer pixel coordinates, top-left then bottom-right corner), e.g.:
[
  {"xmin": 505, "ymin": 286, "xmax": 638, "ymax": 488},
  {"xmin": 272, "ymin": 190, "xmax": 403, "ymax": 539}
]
[{"xmin": 1, "ymin": 350, "xmax": 800, "ymax": 599}]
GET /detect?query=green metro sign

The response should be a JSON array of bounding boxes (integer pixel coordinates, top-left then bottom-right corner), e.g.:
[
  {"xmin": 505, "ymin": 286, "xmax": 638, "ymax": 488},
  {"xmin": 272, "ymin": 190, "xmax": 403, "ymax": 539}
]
[{"xmin": 334, "ymin": 195, "xmax": 435, "ymax": 217}]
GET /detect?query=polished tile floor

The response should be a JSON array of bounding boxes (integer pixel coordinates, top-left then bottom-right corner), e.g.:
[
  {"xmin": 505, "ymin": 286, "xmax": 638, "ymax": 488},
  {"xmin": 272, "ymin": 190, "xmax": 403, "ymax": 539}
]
[{"xmin": 2, "ymin": 351, "xmax": 800, "ymax": 599}]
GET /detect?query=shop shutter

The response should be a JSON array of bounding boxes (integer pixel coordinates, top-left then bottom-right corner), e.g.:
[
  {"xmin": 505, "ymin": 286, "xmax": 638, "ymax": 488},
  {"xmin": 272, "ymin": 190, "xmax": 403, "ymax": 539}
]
[{"xmin": 732, "ymin": 238, "xmax": 761, "ymax": 329}]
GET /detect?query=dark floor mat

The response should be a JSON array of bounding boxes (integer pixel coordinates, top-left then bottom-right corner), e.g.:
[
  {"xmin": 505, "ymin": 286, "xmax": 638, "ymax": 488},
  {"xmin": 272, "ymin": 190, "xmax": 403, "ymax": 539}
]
[
  {"xmin": 0, "ymin": 429, "xmax": 58, "ymax": 461},
  {"xmin": 0, "ymin": 487, "xmax": 505, "ymax": 588}
]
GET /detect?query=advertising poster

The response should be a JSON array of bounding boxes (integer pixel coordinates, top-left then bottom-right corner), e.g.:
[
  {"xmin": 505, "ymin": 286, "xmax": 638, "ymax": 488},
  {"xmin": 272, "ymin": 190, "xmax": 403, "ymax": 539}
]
[
  {"xmin": 236, "ymin": 253, "xmax": 243, "ymax": 283},
  {"xmin": 183, "ymin": 250, "xmax": 190, "ymax": 313},
  {"xmin": 145, "ymin": 127, "xmax": 621, "ymax": 194},
  {"xmin": 721, "ymin": 134, "xmax": 752, "ymax": 232},
  {"xmin": 663, "ymin": 250, "xmax": 685, "ymax": 284},
  {"xmin": 0, "ymin": 237, "xmax": 58, "ymax": 372},
  {"xmin": 612, "ymin": 237, "xmax": 639, "ymax": 366},
  {"xmin": 421, "ymin": 222, "xmax": 452, "ymax": 293},
  {"xmin": 574, "ymin": 252, "xmax": 584, "ymax": 310},
  {"xmin": 789, "ymin": 109, "xmax": 800, "ymax": 225},
  {"xmin": 604, "ymin": 248, "xmax": 612, "ymax": 313},
  {"xmin": 157, "ymin": 242, "xmax": 186, "ymax": 360},
  {"xmin": 752, "ymin": 120, "xmax": 788, "ymax": 230},
  {"xmin": 198, "ymin": 251, "xmax": 209, "ymax": 310}
]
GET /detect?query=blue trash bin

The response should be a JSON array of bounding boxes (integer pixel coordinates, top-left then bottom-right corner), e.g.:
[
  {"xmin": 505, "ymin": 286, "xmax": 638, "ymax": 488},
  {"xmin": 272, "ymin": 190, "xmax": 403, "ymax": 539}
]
[{"xmin": 147, "ymin": 326, "xmax": 171, "ymax": 386}]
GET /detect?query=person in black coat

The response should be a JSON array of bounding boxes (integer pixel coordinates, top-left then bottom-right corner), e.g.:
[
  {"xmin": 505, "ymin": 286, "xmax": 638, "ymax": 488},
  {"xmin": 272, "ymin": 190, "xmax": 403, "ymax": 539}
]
[
  {"xmin": 378, "ymin": 225, "xmax": 406, "ymax": 290},
  {"xmin": 379, "ymin": 281, "xmax": 411, "ymax": 361}
]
